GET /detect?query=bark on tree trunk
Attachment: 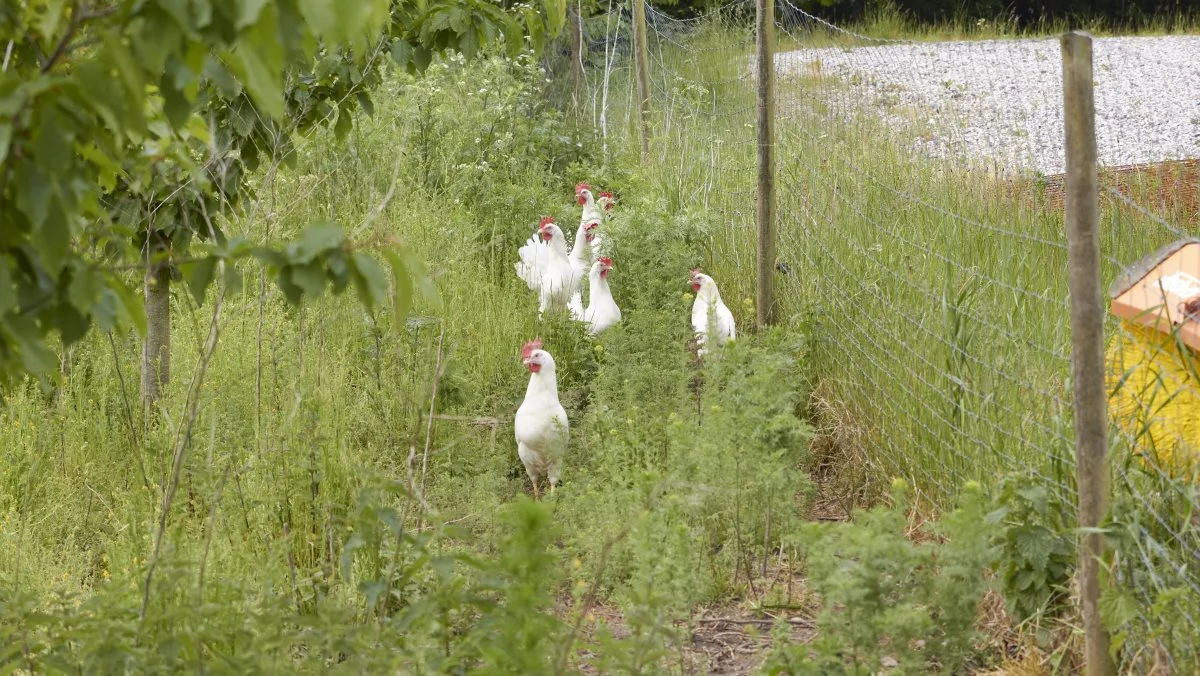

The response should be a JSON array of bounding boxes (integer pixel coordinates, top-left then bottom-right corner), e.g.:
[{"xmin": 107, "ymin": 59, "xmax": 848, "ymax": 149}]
[{"xmin": 142, "ymin": 234, "xmax": 171, "ymax": 409}]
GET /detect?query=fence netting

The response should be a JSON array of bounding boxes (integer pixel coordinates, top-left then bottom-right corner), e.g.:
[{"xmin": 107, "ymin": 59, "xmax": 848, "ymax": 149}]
[{"xmin": 580, "ymin": 0, "xmax": 1200, "ymax": 668}]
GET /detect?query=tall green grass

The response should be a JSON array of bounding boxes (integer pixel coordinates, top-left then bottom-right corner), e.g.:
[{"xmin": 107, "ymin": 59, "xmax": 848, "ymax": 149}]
[
  {"xmin": 0, "ymin": 43, "xmax": 819, "ymax": 672},
  {"xmin": 624, "ymin": 9, "xmax": 1200, "ymax": 670}
]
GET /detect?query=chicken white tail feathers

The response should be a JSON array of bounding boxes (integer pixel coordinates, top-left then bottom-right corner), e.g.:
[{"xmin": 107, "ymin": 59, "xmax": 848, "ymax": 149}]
[
  {"xmin": 515, "ymin": 236, "xmax": 551, "ymax": 290},
  {"xmin": 567, "ymin": 292, "xmax": 585, "ymax": 320}
]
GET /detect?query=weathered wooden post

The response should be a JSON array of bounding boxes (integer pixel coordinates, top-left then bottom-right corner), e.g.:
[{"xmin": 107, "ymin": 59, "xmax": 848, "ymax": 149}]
[
  {"xmin": 631, "ymin": 0, "xmax": 652, "ymax": 158},
  {"xmin": 756, "ymin": 0, "xmax": 777, "ymax": 328},
  {"xmin": 1061, "ymin": 30, "xmax": 1116, "ymax": 676}
]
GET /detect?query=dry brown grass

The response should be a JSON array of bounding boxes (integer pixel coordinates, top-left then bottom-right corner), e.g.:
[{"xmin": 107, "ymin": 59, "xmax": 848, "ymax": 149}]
[
  {"xmin": 1010, "ymin": 158, "xmax": 1200, "ymax": 224},
  {"xmin": 807, "ymin": 378, "xmax": 884, "ymax": 521}
]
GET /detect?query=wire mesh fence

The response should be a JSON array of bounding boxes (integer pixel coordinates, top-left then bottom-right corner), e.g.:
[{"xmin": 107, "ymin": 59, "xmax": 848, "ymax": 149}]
[{"xmin": 580, "ymin": 0, "xmax": 1200, "ymax": 669}]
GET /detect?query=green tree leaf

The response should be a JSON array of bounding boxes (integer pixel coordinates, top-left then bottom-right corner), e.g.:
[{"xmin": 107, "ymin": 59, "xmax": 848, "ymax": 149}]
[
  {"xmin": 289, "ymin": 223, "xmax": 345, "ymax": 264},
  {"xmin": 236, "ymin": 0, "xmax": 271, "ymax": 28},
  {"xmin": 383, "ymin": 249, "xmax": 414, "ymax": 319},
  {"xmin": 182, "ymin": 256, "xmax": 219, "ymax": 304},
  {"xmin": 350, "ymin": 251, "xmax": 387, "ymax": 309}
]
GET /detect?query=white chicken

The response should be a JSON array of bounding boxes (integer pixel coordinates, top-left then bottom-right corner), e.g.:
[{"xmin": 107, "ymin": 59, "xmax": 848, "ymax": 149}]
[
  {"xmin": 575, "ymin": 183, "xmax": 605, "ymax": 229},
  {"xmin": 514, "ymin": 339, "xmax": 568, "ymax": 500},
  {"xmin": 568, "ymin": 184, "xmax": 614, "ymax": 317},
  {"xmin": 566, "ymin": 220, "xmax": 600, "ymax": 318},
  {"xmin": 690, "ymin": 268, "xmax": 736, "ymax": 357},
  {"xmin": 514, "ymin": 217, "xmax": 582, "ymax": 317},
  {"xmin": 581, "ymin": 257, "xmax": 621, "ymax": 335}
]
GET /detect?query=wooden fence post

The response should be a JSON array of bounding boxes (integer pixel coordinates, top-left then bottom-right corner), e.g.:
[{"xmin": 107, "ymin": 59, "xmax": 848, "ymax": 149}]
[
  {"xmin": 756, "ymin": 0, "xmax": 777, "ymax": 328},
  {"xmin": 631, "ymin": 0, "xmax": 652, "ymax": 159},
  {"xmin": 1061, "ymin": 30, "xmax": 1116, "ymax": 676},
  {"xmin": 569, "ymin": 2, "xmax": 585, "ymax": 113}
]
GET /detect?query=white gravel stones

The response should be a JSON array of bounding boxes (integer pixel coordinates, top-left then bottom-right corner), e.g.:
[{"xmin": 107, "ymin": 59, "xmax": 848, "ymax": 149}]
[{"xmin": 775, "ymin": 36, "xmax": 1200, "ymax": 176}]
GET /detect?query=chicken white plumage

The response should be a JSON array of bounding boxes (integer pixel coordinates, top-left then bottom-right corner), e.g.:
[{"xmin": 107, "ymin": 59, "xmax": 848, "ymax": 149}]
[
  {"xmin": 581, "ymin": 257, "xmax": 621, "ymax": 335},
  {"xmin": 566, "ymin": 220, "xmax": 599, "ymax": 318},
  {"xmin": 689, "ymin": 268, "xmax": 736, "ymax": 357},
  {"xmin": 514, "ymin": 339, "xmax": 568, "ymax": 500},
  {"xmin": 515, "ymin": 217, "xmax": 582, "ymax": 316},
  {"xmin": 568, "ymin": 184, "xmax": 614, "ymax": 317}
]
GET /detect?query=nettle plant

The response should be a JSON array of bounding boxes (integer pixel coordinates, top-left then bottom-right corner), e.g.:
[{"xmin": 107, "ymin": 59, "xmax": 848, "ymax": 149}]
[{"xmin": 0, "ymin": 0, "xmax": 565, "ymax": 398}]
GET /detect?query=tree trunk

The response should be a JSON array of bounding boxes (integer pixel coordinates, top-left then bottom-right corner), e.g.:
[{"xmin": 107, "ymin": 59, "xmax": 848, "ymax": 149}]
[
  {"xmin": 142, "ymin": 234, "xmax": 171, "ymax": 409},
  {"xmin": 569, "ymin": 3, "xmax": 585, "ymax": 113}
]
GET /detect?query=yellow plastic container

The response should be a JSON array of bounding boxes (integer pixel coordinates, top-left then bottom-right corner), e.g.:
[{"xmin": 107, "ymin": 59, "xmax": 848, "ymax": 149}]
[{"xmin": 1106, "ymin": 238, "xmax": 1200, "ymax": 479}]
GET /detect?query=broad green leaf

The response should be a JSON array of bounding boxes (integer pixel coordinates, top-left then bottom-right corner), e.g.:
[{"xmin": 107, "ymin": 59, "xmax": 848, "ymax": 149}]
[
  {"xmin": 298, "ymin": 0, "xmax": 337, "ymax": 38},
  {"xmin": 48, "ymin": 302, "xmax": 89, "ymax": 347},
  {"xmin": 160, "ymin": 73, "xmax": 193, "ymax": 130},
  {"xmin": 390, "ymin": 39, "xmax": 412, "ymax": 69},
  {"xmin": 277, "ymin": 267, "xmax": 304, "ymax": 305},
  {"xmin": 250, "ymin": 246, "xmax": 286, "ymax": 268},
  {"xmin": 202, "ymin": 56, "xmax": 243, "ymax": 99},
  {"xmin": 67, "ymin": 265, "xmax": 101, "ymax": 312},
  {"xmin": 93, "ymin": 288, "xmax": 120, "ymax": 331},
  {"xmin": 0, "ymin": 255, "xmax": 14, "ymax": 315},
  {"xmin": 8, "ymin": 315, "xmax": 57, "ymax": 375},
  {"xmin": 32, "ymin": 109, "xmax": 73, "ymax": 175},
  {"xmin": 543, "ymin": 0, "xmax": 566, "ymax": 38},
  {"xmin": 0, "ymin": 122, "xmax": 11, "ymax": 164},
  {"xmin": 333, "ymin": 105, "xmax": 353, "ymax": 140},
  {"xmin": 327, "ymin": 249, "xmax": 350, "ymax": 293},
  {"xmin": 410, "ymin": 45, "xmax": 432, "ymax": 73},
  {"xmin": 223, "ymin": 262, "xmax": 244, "ymax": 295},
  {"xmin": 340, "ymin": 0, "xmax": 385, "ymax": 43},
  {"xmin": 230, "ymin": 43, "xmax": 285, "ymax": 119},
  {"xmin": 349, "ymin": 252, "xmax": 387, "ymax": 309},
  {"xmin": 156, "ymin": 0, "xmax": 199, "ymax": 37},
  {"xmin": 383, "ymin": 249, "xmax": 413, "ymax": 320},
  {"xmin": 108, "ymin": 273, "xmax": 147, "ymax": 337},
  {"xmin": 500, "ymin": 16, "xmax": 522, "ymax": 57},
  {"xmin": 77, "ymin": 142, "xmax": 121, "ymax": 192},
  {"xmin": 356, "ymin": 91, "xmax": 375, "ymax": 117},
  {"xmin": 182, "ymin": 256, "xmax": 218, "ymax": 304},
  {"xmin": 447, "ymin": 7, "xmax": 469, "ymax": 34},
  {"xmin": 137, "ymin": 9, "xmax": 183, "ymax": 73},
  {"xmin": 290, "ymin": 261, "xmax": 327, "ymax": 298},
  {"xmin": 75, "ymin": 59, "xmax": 129, "ymax": 137},
  {"xmin": 104, "ymin": 34, "xmax": 149, "ymax": 135},
  {"xmin": 236, "ymin": 0, "xmax": 271, "ymax": 28},
  {"xmin": 289, "ymin": 223, "xmax": 345, "ymax": 264},
  {"xmin": 39, "ymin": 0, "xmax": 69, "ymax": 43},
  {"xmin": 16, "ymin": 162, "xmax": 52, "ymax": 229},
  {"xmin": 524, "ymin": 9, "xmax": 545, "ymax": 55}
]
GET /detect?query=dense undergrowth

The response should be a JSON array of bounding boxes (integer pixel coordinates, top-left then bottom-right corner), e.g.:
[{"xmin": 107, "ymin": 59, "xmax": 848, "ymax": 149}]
[
  {"xmin": 0, "ymin": 45, "xmax": 823, "ymax": 673},
  {"xmin": 2, "ymin": 10, "xmax": 1198, "ymax": 674}
]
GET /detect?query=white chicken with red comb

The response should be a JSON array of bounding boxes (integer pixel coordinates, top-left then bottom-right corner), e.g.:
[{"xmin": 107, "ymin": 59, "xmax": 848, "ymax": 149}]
[
  {"xmin": 567, "ymin": 184, "xmax": 615, "ymax": 317},
  {"xmin": 514, "ymin": 216, "xmax": 583, "ymax": 317},
  {"xmin": 514, "ymin": 339, "xmax": 568, "ymax": 500},
  {"xmin": 581, "ymin": 256, "xmax": 622, "ymax": 335},
  {"xmin": 689, "ymin": 268, "xmax": 736, "ymax": 358}
]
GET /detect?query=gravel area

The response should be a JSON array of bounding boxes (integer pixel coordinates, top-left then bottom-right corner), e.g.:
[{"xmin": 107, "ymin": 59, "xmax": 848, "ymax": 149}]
[{"xmin": 774, "ymin": 36, "xmax": 1200, "ymax": 176}]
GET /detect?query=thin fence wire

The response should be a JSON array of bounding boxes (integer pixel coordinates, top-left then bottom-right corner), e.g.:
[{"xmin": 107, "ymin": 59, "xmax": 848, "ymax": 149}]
[{"xmin": 583, "ymin": 1, "xmax": 1200, "ymax": 669}]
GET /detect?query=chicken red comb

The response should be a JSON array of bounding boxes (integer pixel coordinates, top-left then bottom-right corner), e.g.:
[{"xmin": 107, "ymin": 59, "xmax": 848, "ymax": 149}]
[
  {"xmin": 691, "ymin": 268, "xmax": 703, "ymax": 277},
  {"xmin": 521, "ymin": 338, "xmax": 543, "ymax": 360},
  {"xmin": 538, "ymin": 216, "xmax": 555, "ymax": 228},
  {"xmin": 599, "ymin": 191, "xmax": 614, "ymax": 200},
  {"xmin": 575, "ymin": 182, "xmax": 591, "ymax": 195},
  {"xmin": 598, "ymin": 256, "xmax": 614, "ymax": 267}
]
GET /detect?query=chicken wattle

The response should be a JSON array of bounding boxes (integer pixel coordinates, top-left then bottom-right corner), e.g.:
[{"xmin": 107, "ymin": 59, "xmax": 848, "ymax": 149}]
[{"xmin": 514, "ymin": 339, "xmax": 569, "ymax": 500}]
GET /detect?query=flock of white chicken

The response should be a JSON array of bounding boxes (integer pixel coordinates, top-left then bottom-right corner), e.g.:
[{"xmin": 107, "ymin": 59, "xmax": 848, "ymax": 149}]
[{"xmin": 512, "ymin": 184, "xmax": 737, "ymax": 499}]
